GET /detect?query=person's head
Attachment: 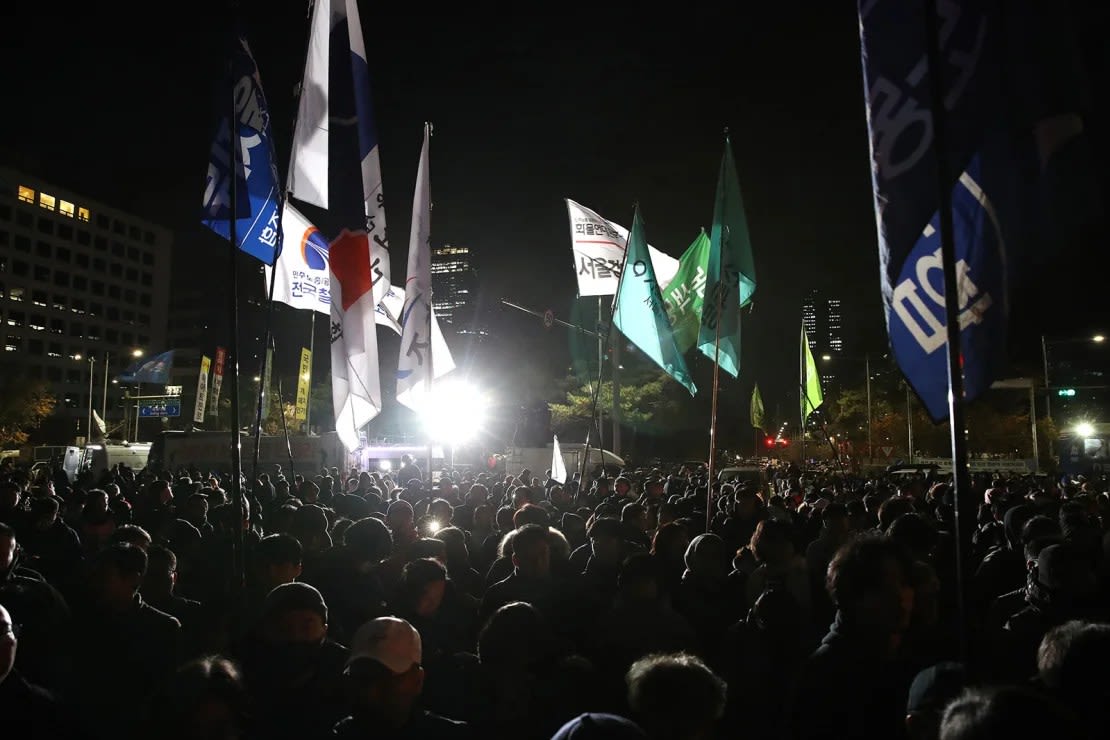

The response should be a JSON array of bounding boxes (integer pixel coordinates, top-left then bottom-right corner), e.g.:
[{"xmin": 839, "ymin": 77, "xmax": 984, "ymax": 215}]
[
  {"xmin": 626, "ymin": 653, "xmax": 727, "ymax": 740},
  {"xmin": 111, "ymin": 523, "xmax": 153, "ymax": 551},
  {"xmin": 344, "ymin": 617, "xmax": 424, "ymax": 728},
  {"xmin": 618, "ymin": 553, "xmax": 662, "ymax": 603},
  {"xmin": 1037, "ymin": 620, "xmax": 1110, "ymax": 708},
  {"xmin": 588, "ymin": 517, "xmax": 625, "ymax": 565},
  {"xmin": 142, "ymin": 544, "xmax": 179, "ymax": 598},
  {"xmin": 821, "ymin": 502, "xmax": 850, "ymax": 540},
  {"xmin": 552, "ymin": 713, "xmax": 648, "ymax": 740},
  {"xmin": 749, "ymin": 518, "xmax": 795, "ymax": 566},
  {"xmin": 27, "ymin": 495, "xmax": 60, "ymax": 531},
  {"xmin": 260, "ymin": 582, "xmax": 328, "ymax": 647},
  {"xmin": 397, "ymin": 558, "xmax": 448, "ymax": 618},
  {"xmin": 153, "ymin": 656, "xmax": 250, "ymax": 740},
  {"xmin": 92, "ymin": 543, "xmax": 148, "ymax": 610},
  {"xmin": 877, "ymin": 496, "xmax": 915, "ymax": 532},
  {"xmin": 0, "ymin": 522, "xmax": 16, "ymax": 575},
  {"xmin": 826, "ymin": 535, "xmax": 914, "ymax": 644},
  {"xmin": 905, "ymin": 662, "xmax": 968, "ymax": 740},
  {"xmin": 478, "ymin": 601, "xmax": 553, "ymax": 668},
  {"xmin": 0, "ymin": 481, "xmax": 20, "ymax": 511},
  {"xmin": 254, "ymin": 533, "xmax": 304, "ymax": 589},
  {"xmin": 651, "ymin": 521, "xmax": 690, "ymax": 561},
  {"xmin": 940, "ymin": 685, "xmax": 1085, "ymax": 740},
  {"xmin": 386, "ymin": 500, "xmax": 415, "ymax": 533},
  {"xmin": 183, "ymin": 493, "xmax": 209, "ymax": 523},
  {"xmin": 344, "ymin": 517, "xmax": 393, "ymax": 566},
  {"xmin": 622, "ymin": 502, "xmax": 648, "ymax": 531},
  {"xmin": 889, "ymin": 513, "xmax": 939, "ymax": 562},
  {"xmin": 511, "ymin": 523, "xmax": 551, "ymax": 578},
  {"xmin": 0, "ymin": 603, "xmax": 16, "ymax": 685}
]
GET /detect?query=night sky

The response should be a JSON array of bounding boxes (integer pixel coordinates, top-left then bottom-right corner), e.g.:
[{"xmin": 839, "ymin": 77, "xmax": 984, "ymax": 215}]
[{"xmin": 2, "ymin": 2, "xmax": 1106, "ymax": 443}]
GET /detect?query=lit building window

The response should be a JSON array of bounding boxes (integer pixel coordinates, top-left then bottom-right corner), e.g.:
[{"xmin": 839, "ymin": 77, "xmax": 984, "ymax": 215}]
[
  {"xmin": 39, "ymin": 193, "xmax": 56, "ymax": 211},
  {"xmin": 78, "ymin": 207, "xmax": 90, "ymax": 222},
  {"xmin": 17, "ymin": 186, "xmax": 34, "ymax": 204},
  {"xmin": 59, "ymin": 200, "xmax": 75, "ymax": 218}
]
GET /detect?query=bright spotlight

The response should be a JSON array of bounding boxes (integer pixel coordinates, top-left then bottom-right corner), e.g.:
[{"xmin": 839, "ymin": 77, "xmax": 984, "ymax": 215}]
[
  {"xmin": 1075, "ymin": 422, "xmax": 1095, "ymax": 438},
  {"xmin": 1094, "ymin": 335, "xmax": 1106, "ymax": 343},
  {"xmin": 423, "ymin": 519, "xmax": 442, "ymax": 535},
  {"xmin": 422, "ymin": 379, "xmax": 488, "ymax": 445},
  {"xmin": 379, "ymin": 460, "xmax": 393, "ymax": 472}
]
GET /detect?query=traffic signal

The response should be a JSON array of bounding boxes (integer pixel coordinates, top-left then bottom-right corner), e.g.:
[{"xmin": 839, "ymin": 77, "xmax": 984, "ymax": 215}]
[
  {"xmin": 1057, "ymin": 388, "xmax": 1077, "ymax": 397},
  {"xmin": 765, "ymin": 437, "xmax": 775, "ymax": 447}
]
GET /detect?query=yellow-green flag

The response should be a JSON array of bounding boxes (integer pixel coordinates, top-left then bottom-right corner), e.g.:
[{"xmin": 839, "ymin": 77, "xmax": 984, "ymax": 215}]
[
  {"xmin": 801, "ymin": 324, "xmax": 823, "ymax": 422},
  {"xmin": 751, "ymin": 383, "xmax": 765, "ymax": 431}
]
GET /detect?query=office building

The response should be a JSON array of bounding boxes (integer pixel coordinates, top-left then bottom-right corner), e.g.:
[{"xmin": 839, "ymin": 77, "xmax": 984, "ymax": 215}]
[
  {"xmin": 431, "ymin": 244, "xmax": 477, "ymax": 330},
  {"xmin": 0, "ymin": 166, "xmax": 171, "ymax": 442},
  {"xmin": 803, "ymin": 289, "xmax": 844, "ymax": 389}
]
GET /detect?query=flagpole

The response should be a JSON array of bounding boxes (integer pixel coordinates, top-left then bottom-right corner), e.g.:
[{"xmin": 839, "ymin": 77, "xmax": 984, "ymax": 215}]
[
  {"xmin": 706, "ymin": 131, "xmax": 729, "ymax": 531},
  {"xmin": 425, "ymin": 122, "xmax": 435, "ymax": 483},
  {"xmin": 226, "ymin": 37, "xmax": 246, "ymax": 596},
  {"xmin": 305, "ymin": 312, "xmax": 315, "ymax": 435},
  {"xmin": 251, "ymin": 226, "xmax": 283, "ymax": 488},
  {"xmin": 800, "ymin": 318, "xmax": 806, "ymax": 474},
  {"xmin": 924, "ymin": 0, "xmax": 972, "ymax": 666},
  {"xmin": 706, "ymin": 237, "xmax": 725, "ymax": 532},
  {"xmin": 275, "ymin": 351, "xmax": 295, "ymax": 476},
  {"xmin": 596, "ymin": 296, "xmax": 605, "ymax": 453},
  {"xmin": 581, "ymin": 206, "xmax": 633, "ymax": 491}
]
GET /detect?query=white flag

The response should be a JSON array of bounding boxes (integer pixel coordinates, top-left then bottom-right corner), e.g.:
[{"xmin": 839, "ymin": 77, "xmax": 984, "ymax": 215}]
[
  {"xmin": 396, "ymin": 125, "xmax": 434, "ymax": 412},
  {"xmin": 376, "ymin": 284, "xmax": 456, "ymax": 384},
  {"xmin": 329, "ymin": 230, "xmax": 383, "ymax": 451},
  {"xmin": 289, "ymin": 0, "xmax": 390, "ymax": 306},
  {"xmin": 551, "ymin": 435, "xmax": 567, "ymax": 484},
  {"xmin": 565, "ymin": 198, "xmax": 679, "ymax": 296},
  {"xmin": 264, "ymin": 202, "xmax": 331, "ymax": 315}
]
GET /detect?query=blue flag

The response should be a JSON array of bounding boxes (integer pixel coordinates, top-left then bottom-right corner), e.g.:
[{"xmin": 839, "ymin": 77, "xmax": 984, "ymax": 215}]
[
  {"xmin": 613, "ymin": 206, "xmax": 696, "ymax": 396},
  {"xmin": 858, "ymin": 0, "xmax": 1008, "ymax": 422},
  {"xmin": 201, "ymin": 35, "xmax": 283, "ymax": 266},
  {"xmin": 119, "ymin": 350, "xmax": 175, "ymax": 384}
]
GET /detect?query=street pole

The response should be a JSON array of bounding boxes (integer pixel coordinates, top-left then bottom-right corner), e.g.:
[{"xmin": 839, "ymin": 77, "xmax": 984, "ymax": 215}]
[
  {"xmin": 1041, "ymin": 334, "xmax": 1051, "ymax": 419},
  {"xmin": 134, "ymin": 382, "xmax": 142, "ymax": 441},
  {"xmin": 1030, "ymin": 384, "xmax": 1040, "ymax": 473},
  {"xmin": 866, "ymin": 353, "xmax": 873, "ymax": 464},
  {"xmin": 905, "ymin": 385, "xmax": 914, "ymax": 463},
  {"xmin": 101, "ymin": 351, "xmax": 109, "ymax": 436},
  {"xmin": 86, "ymin": 356, "xmax": 94, "ymax": 445}
]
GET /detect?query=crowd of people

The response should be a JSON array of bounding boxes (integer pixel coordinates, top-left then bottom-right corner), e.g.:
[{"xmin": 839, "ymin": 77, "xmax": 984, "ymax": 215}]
[{"xmin": 1, "ymin": 451, "xmax": 1109, "ymax": 739}]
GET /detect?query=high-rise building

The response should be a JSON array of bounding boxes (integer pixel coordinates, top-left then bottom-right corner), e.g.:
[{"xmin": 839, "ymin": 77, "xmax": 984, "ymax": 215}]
[
  {"xmin": 802, "ymin": 289, "xmax": 844, "ymax": 388},
  {"xmin": 431, "ymin": 244, "xmax": 477, "ymax": 330},
  {"xmin": 0, "ymin": 167, "xmax": 171, "ymax": 442}
]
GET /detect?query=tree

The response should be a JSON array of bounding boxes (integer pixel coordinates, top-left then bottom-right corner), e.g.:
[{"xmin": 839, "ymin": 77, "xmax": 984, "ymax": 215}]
[
  {"xmin": 0, "ymin": 367, "xmax": 57, "ymax": 447},
  {"xmin": 549, "ymin": 370, "xmax": 681, "ymax": 438}
]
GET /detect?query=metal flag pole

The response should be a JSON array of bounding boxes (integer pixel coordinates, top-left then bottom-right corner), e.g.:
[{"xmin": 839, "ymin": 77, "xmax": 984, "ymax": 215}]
[
  {"xmin": 251, "ymin": 234, "xmax": 282, "ymax": 488},
  {"xmin": 800, "ymin": 319, "xmax": 807, "ymax": 474},
  {"xmin": 226, "ymin": 32, "xmax": 246, "ymax": 595},
  {"xmin": 706, "ymin": 223, "xmax": 727, "ymax": 532},
  {"xmin": 597, "ymin": 296, "xmax": 605, "ymax": 453},
  {"xmin": 305, "ymin": 312, "xmax": 315, "ymax": 434},
  {"xmin": 425, "ymin": 122, "xmax": 435, "ymax": 483},
  {"xmin": 101, "ymin": 351, "xmax": 109, "ymax": 436},
  {"xmin": 923, "ymin": 0, "xmax": 973, "ymax": 667},
  {"xmin": 580, "ymin": 205, "xmax": 633, "ymax": 490},
  {"xmin": 274, "ymin": 339, "xmax": 296, "ymax": 476}
]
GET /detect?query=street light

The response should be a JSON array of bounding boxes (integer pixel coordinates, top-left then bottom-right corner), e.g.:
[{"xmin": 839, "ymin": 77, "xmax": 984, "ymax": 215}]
[{"xmin": 820, "ymin": 352, "xmax": 875, "ymax": 462}]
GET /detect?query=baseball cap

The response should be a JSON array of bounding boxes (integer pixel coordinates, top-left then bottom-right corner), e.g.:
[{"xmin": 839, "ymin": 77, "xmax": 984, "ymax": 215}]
[
  {"xmin": 345, "ymin": 617, "xmax": 422, "ymax": 674},
  {"xmin": 551, "ymin": 713, "xmax": 647, "ymax": 739},
  {"xmin": 262, "ymin": 582, "xmax": 328, "ymax": 623}
]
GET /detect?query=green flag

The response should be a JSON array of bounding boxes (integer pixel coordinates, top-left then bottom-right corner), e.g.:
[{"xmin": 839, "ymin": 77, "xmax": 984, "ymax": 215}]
[
  {"xmin": 801, "ymin": 323, "xmax": 823, "ymax": 422},
  {"xmin": 751, "ymin": 383, "xmax": 765, "ymax": 431},
  {"xmin": 697, "ymin": 137, "xmax": 757, "ymax": 377},
  {"xmin": 661, "ymin": 229, "xmax": 711, "ymax": 353},
  {"xmin": 613, "ymin": 206, "xmax": 697, "ymax": 396}
]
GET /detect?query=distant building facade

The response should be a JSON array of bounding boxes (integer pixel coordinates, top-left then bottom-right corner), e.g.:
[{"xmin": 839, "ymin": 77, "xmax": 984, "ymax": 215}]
[
  {"xmin": 0, "ymin": 167, "xmax": 171, "ymax": 442},
  {"xmin": 803, "ymin": 288, "xmax": 844, "ymax": 389},
  {"xmin": 431, "ymin": 244, "xmax": 477, "ymax": 330}
]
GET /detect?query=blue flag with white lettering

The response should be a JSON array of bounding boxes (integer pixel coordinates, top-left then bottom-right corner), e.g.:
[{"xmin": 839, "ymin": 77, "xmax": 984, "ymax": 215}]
[
  {"xmin": 858, "ymin": 0, "xmax": 1008, "ymax": 422},
  {"xmin": 201, "ymin": 35, "xmax": 283, "ymax": 266},
  {"xmin": 119, "ymin": 350, "xmax": 175, "ymax": 384}
]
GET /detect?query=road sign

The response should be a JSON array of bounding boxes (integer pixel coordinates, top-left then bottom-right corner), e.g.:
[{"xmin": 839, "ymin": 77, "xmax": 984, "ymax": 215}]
[
  {"xmin": 139, "ymin": 400, "xmax": 181, "ymax": 418},
  {"xmin": 881, "ymin": 446, "xmax": 894, "ymax": 457},
  {"xmin": 165, "ymin": 385, "xmax": 183, "ymax": 396},
  {"xmin": 543, "ymin": 309, "xmax": 554, "ymax": 329}
]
